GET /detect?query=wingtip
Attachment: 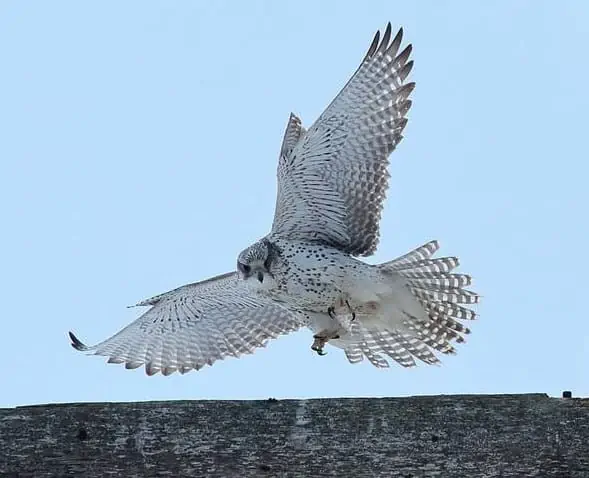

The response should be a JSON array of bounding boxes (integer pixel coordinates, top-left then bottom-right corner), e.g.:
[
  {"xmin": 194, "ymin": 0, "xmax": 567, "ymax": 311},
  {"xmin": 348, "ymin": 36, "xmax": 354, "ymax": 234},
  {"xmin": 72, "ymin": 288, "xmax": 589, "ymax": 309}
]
[
  {"xmin": 426, "ymin": 239, "xmax": 440, "ymax": 254},
  {"xmin": 68, "ymin": 331, "xmax": 89, "ymax": 351},
  {"xmin": 378, "ymin": 23, "xmax": 392, "ymax": 55},
  {"xmin": 131, "ymin": 300, "xmax": 152, "ymax": 307}
]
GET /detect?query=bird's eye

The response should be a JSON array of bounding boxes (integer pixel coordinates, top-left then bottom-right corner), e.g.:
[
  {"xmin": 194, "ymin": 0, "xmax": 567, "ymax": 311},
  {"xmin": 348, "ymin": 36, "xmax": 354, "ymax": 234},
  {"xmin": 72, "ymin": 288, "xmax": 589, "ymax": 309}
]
[{"xmin": 237, "ymin": 262, "xmax": 251, "ymax": 274}]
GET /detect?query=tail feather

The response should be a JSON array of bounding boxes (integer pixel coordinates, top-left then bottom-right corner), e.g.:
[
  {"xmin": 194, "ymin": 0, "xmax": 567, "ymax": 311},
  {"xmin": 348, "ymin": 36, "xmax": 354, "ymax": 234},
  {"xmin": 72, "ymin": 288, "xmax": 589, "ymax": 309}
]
[
  {"xmin": 403, "ymin": 273, "xmax": 472, "ymax": 289},
  {"xmin": 344, "ymin": 347, "xmax": 364, "ymax": 364},
  {"xmin": 342, "ymin": 329, "xmax": 417, "ymax": 368},
  {"xmin": 404, "ymin": 313, "xmax": 469, "ymax": 338},
  {"xmin": 392, "ymin": 332, "xmax": 440, "ymax": 365},
  {"xmin": 409, "ymin": 287, "xmax": 480, "ymax": 305},
  {"xmin": 338, "ymin": 240, "xmax": 479, "ymax": 368},
  {"xmin": 400, "ymin": 315, "xmax": 459, "ymax": 354},
  {"xmin": 386, "ymin": 257, "xmax": 460, "ymax": 275},
  {"xmin": 401, "ymin": 257, "xmax": 460, "ymax": 273},
  {"xmin": 394, "ymin": 241, "xmax": 479, "ymax": 354},
  {"xmin": 371, "ymin": 330, "xmax": 416, "ymax": 367},
  {"xmin": 427, "ymin": 314, "xmax": 471, "ymax": 335},
  {"xmin": 384, "ymin": 240, "xmax": 439, "ymax": 268},
  {"xmin": 422, "ymin": 301, "xmax": 477, "ymax": 321},
  {"xmin": 362, "ymin": 344, "xmax": 390, "ymax": 368},
  {"xmin": 418, "ymin": 336, "xmax": 457, "ymax": 355}
]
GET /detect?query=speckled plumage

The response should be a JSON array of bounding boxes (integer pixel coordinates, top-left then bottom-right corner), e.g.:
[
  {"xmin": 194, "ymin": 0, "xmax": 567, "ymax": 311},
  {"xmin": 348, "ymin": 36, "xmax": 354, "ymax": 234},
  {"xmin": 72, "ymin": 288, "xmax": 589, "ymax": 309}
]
[{"xmin": 70, "ymin": 23, "xmax": 479, "ymax": 374}]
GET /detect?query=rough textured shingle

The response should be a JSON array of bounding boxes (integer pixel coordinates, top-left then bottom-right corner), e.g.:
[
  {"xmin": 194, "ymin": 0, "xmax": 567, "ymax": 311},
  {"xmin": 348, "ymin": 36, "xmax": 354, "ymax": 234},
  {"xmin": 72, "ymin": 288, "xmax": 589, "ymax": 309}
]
[{"xmin": 1, "ymin": 394, "xmax": 588, "ymax": 477}]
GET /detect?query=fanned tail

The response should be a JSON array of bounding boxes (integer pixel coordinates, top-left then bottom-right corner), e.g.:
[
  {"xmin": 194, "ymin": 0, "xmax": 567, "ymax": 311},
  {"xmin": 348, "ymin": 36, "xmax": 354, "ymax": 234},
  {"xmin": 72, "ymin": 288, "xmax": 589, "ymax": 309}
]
[
  {"xmin": 384, "ymin": 240, "xmax": 479, "ymax": 355},
  {"xmin": 341, "ymin": 240, "xmax": 479, "ymax": 368}
]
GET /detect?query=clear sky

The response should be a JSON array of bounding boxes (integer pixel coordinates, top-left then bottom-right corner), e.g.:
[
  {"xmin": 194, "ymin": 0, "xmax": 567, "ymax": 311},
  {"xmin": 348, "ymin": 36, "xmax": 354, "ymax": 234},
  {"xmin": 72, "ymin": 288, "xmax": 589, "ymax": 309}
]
[{"xmin": 1, "ymin": 1, "xmax": 588, "ymax": 408}]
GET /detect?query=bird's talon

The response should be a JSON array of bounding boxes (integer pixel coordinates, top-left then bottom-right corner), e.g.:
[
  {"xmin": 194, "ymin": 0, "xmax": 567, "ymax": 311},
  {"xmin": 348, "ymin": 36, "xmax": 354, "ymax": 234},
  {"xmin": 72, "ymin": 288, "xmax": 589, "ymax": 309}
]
[
  {"xmin": 312, "ymin": 335, "xmax": 328, "ymax": 356},
  {"xmin": 345, "ymin": 300, "xmax": 356, "ymax": 320}
]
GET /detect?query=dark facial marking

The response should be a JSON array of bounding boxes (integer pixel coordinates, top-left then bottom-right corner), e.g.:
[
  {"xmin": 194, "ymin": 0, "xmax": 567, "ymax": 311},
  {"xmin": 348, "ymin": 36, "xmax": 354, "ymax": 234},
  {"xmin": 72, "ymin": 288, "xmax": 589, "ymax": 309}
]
[{"xmin": 237, "ymin": 261, "xmax": 251, "ymax": 275}]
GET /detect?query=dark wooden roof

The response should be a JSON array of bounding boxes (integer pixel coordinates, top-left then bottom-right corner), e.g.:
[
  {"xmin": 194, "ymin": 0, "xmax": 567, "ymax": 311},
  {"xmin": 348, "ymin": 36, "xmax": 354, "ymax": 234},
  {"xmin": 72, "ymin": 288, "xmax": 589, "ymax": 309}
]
[{"xmin": 1, "ymin": 393, "xmax": 588, "ymax": 477}]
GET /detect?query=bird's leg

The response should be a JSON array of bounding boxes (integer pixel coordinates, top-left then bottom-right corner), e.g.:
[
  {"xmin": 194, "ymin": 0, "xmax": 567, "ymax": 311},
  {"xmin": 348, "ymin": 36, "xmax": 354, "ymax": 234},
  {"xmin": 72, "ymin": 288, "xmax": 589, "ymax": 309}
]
[
  {"xmin": 315, "ymin": 298, "xmax": 354, "ymax": 355},
  {"xmin": 345, "ymin": 300, "xmax": 356, "ymax": 321},
  {"xmin": 328, "ymin": 298, "xmax": 356, "ymax": 321}
]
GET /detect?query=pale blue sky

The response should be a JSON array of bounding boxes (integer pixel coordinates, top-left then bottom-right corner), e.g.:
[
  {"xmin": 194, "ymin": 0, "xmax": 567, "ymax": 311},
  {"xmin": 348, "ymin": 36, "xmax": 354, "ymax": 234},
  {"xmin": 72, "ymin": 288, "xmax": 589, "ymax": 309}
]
[{"xmin": 1, "ymin": 2, "xmax": 588, "ymax": 408}]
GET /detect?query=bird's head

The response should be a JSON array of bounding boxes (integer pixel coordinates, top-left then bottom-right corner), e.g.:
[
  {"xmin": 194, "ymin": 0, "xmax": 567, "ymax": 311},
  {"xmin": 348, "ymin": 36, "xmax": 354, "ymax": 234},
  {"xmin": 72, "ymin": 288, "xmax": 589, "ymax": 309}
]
[{"xmin": 236, "ymin": 239, "xmax": 278, "ymax": 286}]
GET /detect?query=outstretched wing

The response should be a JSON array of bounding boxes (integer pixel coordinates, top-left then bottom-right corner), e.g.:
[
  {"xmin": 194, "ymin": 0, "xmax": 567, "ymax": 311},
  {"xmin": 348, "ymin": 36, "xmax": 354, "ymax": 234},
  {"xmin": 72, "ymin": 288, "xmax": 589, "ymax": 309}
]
[
  {"xmin": 271, "ymin": 23, "xmax": 414, "ymax": 256},
  {"xmin": 69, "ymin": 272, "xmax": 305, "ymax": 376}
]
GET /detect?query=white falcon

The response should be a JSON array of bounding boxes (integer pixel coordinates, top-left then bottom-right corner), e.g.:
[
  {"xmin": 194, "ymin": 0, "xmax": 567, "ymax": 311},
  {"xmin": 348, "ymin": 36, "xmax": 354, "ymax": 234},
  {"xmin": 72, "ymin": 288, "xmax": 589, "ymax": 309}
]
[{"xmin": 70, "ymin": 23, "xmax": 479, "ymax": 375}]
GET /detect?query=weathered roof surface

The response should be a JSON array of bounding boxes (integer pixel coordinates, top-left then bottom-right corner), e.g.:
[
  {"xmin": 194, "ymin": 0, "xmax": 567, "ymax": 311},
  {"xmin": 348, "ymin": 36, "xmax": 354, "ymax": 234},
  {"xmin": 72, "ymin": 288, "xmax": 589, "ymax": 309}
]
[{"xmin": 1, "ymin": 393, "xmax": 588, "ymax": 477}]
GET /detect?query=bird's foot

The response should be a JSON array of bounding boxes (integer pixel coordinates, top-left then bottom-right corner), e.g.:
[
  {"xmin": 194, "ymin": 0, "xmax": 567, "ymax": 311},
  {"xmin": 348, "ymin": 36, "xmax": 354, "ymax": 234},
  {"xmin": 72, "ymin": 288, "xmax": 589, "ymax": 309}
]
[
  {"xmin": 311, "ymin": 332, "xmax": 341, "ymax": 356},
  {"xmin": 311, "ymin": 335, "xmax": 328, "ymax": 355}
]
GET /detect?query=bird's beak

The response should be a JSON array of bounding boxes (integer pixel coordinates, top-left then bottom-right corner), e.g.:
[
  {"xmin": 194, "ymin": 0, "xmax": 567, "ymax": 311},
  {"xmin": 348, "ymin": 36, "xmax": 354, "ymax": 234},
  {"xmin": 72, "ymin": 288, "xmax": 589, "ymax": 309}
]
[{"xmin": 257, "ymin": 271, "xmax": 264, "ymax": 283}]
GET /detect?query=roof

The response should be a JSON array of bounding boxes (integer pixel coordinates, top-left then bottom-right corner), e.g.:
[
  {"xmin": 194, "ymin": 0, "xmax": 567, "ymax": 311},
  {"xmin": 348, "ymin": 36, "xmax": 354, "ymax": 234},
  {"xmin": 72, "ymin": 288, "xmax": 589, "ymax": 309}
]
[{"xmin": 1, "ymin": 393, "xmax": 588, "ymax": 477}]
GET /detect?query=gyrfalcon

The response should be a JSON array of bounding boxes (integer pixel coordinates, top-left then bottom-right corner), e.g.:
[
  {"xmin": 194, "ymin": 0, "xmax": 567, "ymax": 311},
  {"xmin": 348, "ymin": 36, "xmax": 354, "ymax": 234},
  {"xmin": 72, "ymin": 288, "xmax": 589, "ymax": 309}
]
[{"xmin": 69, "ymin": 23, "xmax": 479, "ymax": 375}]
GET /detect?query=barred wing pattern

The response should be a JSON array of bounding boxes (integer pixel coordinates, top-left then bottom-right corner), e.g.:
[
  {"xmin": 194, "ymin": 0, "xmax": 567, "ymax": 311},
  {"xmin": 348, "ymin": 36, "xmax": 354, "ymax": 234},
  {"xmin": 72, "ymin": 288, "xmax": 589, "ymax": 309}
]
[
  {"xmin": 69, "ymin": 273, "xmax": 305, "ymax": 376},
  {"xmin": 271, "ymin": 23, "xmax": 415, "ymax": 256}
]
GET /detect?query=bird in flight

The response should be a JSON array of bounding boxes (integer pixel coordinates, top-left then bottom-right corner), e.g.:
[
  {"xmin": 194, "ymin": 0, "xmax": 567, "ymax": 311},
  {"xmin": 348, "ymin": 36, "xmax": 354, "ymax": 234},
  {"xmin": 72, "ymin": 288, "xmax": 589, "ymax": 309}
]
[{"xmin": 70, "ymin": 23, "xmax": 479, "ymax": 375}]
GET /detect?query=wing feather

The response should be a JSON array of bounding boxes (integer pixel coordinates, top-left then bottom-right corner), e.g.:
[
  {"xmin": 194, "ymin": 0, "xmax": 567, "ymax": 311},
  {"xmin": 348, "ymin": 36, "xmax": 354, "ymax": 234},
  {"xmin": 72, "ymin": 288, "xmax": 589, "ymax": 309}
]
[
  {"xmin": 279, "ymin": 113, "xmax": 306, "ymax": 159},
  {"xmin": 69, "ymin": 272, "xmax": 304, "ymax": 375},
  {"xmin": 271, "ymin": 23, "xmax": 415, "ymax": 256}
]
